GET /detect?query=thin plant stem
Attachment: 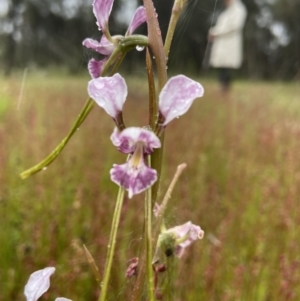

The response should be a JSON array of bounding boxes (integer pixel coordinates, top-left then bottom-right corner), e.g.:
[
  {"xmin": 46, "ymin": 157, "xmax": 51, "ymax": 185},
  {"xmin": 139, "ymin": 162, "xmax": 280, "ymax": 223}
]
[
  {"xmin": 20, "ymin": 98, "xmax": 95, "ymax": 179},
  {"xmin": 145, "ymin": 156, "xmax": 155, "ymax": 301},
  {"xmin": 146, "ymin": 47, "xmax": 157, "ymax": 129},
  {"xmin": 164, "ymin": 0, "xmax": 188, "ymax": 60},
  {"xmin": 99, "ymin": 187, "xmax": 125, "ymax": 301},
  {"xmin": 143, "ymin": 0, "xmax": 168, "ymax": 205},
  {"xmin": 154, "ymin": 163, "xmax": 187, "ymax": 240}
]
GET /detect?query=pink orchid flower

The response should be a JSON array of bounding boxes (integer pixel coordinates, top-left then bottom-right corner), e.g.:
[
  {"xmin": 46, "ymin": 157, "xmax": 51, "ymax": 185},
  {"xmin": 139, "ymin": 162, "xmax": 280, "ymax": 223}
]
[
  {"xmin": 87, "ymin": 73, "xmax": 204, "ymax": 197},
  {"xmin": 83, "ymin": 0, "xmax": 146, "ymax": 78},
  {"xmin": 110, "ymin": 127, "xmax": 161, "ymax": 198},
  {"xmin": 165, "ymin": 221, "xmax": 204, "ymax": 257}
]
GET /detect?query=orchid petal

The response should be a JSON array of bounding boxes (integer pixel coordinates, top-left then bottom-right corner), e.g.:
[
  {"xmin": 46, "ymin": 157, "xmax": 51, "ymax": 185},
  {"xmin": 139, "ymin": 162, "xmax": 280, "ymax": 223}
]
[
  {"xmin": 111, "ymin": 127, "xmax": 161, "ymax": 154},
  {"xmin": 165, "ymin": 221, "xmax": 204, "ymax": 257},
  {"xmin": 126, "ymin": 6, "xmax": 147, "ymax": 36},
  {"xmin": 88, "ymin": 73, "xmax": 127, "ymax": 119},
  {"xmin": 24, "ymin": 267, "xmax": 55, "ymax": 301},
  {"xmin": 110, "ymin": 160, "xmax": 157, "ymax": 198},
  {"xmin": 158, "ymin": 75, "xmax": 204, "ymax": 126},
  {"xmin": 93, "ymin": 0, "xmax": 114, "ymax": 31},
  {"xmin": 82, "ymin": 37, "xmax": 115, "ymax": 55},
  {"xmin": 88, "ymin": 58, "xmax": 107, "ymax": 78}
]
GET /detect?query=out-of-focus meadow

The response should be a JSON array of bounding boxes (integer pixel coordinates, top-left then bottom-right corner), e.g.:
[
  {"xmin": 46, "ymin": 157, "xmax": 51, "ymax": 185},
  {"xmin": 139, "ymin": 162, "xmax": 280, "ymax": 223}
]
[{"xmin": 1, "ymin": 73, "xmax": 300, "ymax": 300}]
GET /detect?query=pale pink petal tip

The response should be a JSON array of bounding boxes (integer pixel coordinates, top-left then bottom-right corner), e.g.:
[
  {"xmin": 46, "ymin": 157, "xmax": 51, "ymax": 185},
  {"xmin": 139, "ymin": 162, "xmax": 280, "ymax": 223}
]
[
  {"xmin": 127, "ymin": 6, "xmax": 147, "ymax": 36},
  {"xmin": 158, "ymin": 75, "xmax": 204, "ymax": 126},
  {"xmin": 24, "ymin": 267, "xmax": 55, "ymax": 301},
  {"xmin": 110, "ymin": 161, "xmax": 157, "ymax": 198},
  {"xmin": 88, "ymin": 73, "xmax": 127, "ymax": 118},
  {"xmin": 93, "ymin": 0, "xmax": 114, "ymax": 31}
]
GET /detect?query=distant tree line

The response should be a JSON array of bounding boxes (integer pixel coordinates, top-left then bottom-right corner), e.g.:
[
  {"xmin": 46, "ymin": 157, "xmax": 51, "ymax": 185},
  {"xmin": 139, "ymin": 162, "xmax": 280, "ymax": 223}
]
[{"xmin": 0, "ymin": 0, "xmax": 299, "ymax": 79}]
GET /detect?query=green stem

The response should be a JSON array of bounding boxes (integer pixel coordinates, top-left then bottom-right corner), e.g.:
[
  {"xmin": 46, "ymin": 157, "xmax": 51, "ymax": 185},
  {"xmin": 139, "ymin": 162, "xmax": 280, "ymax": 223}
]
[
  {"xmin": 145, "ymin": 156, "xmax": 155, "ymax": 301},
  {"xmin": 99, "ymin": 187, "xmax": 125, "ymax": 301},
  {"xmin": 145, "ymin": 47, "xmax": 157, "ymax": 129},
  {"xmin": 164, "ymin": 0, "xmax": 188, "ymax": 59},
  {"xmin": 20, "ymin": 98, "xmax": 95, "ymax": 179},
  {"xmin": 154, "ymin": 163, "xmax": 187, "ymax": 240}
]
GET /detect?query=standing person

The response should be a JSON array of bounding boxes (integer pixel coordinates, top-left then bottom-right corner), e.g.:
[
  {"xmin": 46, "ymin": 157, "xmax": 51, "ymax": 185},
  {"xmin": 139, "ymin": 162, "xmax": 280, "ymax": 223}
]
[{"xmin": 208, "ymin": 0, "xmax": 247, "ymax": 94}]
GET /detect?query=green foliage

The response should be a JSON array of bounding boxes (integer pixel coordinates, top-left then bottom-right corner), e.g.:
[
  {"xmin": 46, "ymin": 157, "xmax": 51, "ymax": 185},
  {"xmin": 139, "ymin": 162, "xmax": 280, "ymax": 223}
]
[{"xmin": 1, "ymin": 75, "xmax": 300, "ymax": 300}]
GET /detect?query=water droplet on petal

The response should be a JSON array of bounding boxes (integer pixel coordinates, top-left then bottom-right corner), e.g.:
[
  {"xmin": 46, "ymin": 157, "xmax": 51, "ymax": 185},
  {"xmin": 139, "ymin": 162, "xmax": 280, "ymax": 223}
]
[{"xmin": 136, "ymin": 45, "xmax": 145, "ymax": 51}]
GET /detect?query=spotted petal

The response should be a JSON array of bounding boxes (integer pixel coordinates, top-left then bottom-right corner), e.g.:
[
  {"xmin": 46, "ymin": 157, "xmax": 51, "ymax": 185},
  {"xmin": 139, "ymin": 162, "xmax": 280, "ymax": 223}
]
[
  {"xmin": 88, "ymin": 73, "xmax": 127, "ymax": 119},
  {"xmin": 24, "ymin": 267, "xmax": 55, "ymax": 301},
  {"xmin": 82, "ymin": 36, "xmax": 115, "ymax": 56},
  {"xmin": 159, "ymin": 75, "xmax": 204, "ymax": 126},
  {"xmin": 93, "ymin": 0, "xmax": 114, "ymax": 31},
  {"xmin": 110, "ymin": 160, "xmax": 157, "ymax": 198},
  {"xmin": 126, "ymin": 6, "xmax": 147, "ymax": 36},
  {"xmin": 111, "ymin": 127, "xmax": 161, "ymax": 154}
]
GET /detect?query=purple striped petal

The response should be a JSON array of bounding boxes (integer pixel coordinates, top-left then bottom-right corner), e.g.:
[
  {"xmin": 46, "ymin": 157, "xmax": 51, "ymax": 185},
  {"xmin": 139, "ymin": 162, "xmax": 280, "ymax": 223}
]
[
  {"xmin": 24, "ymin": 267, "xmax": 55, "ymax": 301},
  {"xmin": 93, "ymin": 0, "xmax": 114, "ymax": 31},
  {"xmin": 126, "ymin": 6, "xmax": 147, "ymax": 36},
  {"xmin": 88, "ymin": 73, "xmax": 127, "ymax": 118},
  {"xmin": 88, "ymin": 58, "xmax": 107, "ymax": 78},
  {"xmin": 158, "ymin": 75, "xmax": 204, "ymax": 126},
  {"xmin": 82, "ymin": 36, "xmax": 115, "ymax": 55},
  {"xmin": 111, "ymin": 127, "xmax": 161, "ymax": 154},
  {"xmin": 110, "ymin": 160, "xmax": 157, "ymax": 198}
]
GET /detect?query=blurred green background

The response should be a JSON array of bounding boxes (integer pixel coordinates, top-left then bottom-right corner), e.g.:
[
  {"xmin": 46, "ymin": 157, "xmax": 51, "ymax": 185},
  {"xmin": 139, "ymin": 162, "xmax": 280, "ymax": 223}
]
[{"xmin": 1, "ymin": 73, "xmax": 300, "ymax": 300}]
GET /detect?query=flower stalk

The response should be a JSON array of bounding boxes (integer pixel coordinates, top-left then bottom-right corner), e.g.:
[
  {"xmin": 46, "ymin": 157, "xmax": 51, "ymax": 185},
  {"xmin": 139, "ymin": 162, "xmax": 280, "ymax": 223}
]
[
  {"xmin": 99, "ymin": 187, "xmax": 125, "ymax": 301},
  {"xmin": 145, "ymin": 156, "xmax": 155, "ymax": 301},
  {"xmin": 164, "ymin": 0, "xmax": 189, "ymax": 59}
]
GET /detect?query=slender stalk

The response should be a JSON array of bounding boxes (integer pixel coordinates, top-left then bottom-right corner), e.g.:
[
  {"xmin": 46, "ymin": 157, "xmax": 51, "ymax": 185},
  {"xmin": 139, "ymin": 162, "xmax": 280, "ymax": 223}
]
[
  {"xmin": 99, "ymin": 187, "xmax": 125, "ymax": 301},
  {"xmin": 164, "ymin": 0, "xmax": 188, "ymax": 59},
  {"xmin": 146, "ymin": 47, "xmax": 157, "ymax": 129},
  {"xmin": 143, "ymin": 0, "xmax": 168, "ymax": 205},
  {"xmin": 145, "ymin": 156, "xmax": 155, "ymax": 301},
  {"xmin": 154, "ymin": 163, "xmax": 187, "ymax": 240},
  {"xmin": 20, "ymin": 98, "xmax": 95, "ymax": 179}
]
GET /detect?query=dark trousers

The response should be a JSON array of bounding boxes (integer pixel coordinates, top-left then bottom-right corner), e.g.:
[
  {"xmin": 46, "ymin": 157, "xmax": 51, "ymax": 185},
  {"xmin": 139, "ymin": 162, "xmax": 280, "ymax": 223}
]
[{"xmin": 218, "ymin": 68, "xmax": 232, "ymax": 91}]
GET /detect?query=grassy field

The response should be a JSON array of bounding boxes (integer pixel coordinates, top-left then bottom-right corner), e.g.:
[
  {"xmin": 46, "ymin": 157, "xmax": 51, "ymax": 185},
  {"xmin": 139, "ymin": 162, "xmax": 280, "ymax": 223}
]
[{"xmin": 0, "ymin": 72, "xmax": 300, "ymax": 301}]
